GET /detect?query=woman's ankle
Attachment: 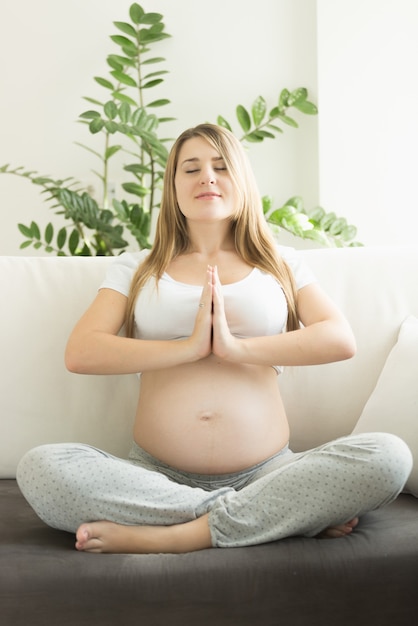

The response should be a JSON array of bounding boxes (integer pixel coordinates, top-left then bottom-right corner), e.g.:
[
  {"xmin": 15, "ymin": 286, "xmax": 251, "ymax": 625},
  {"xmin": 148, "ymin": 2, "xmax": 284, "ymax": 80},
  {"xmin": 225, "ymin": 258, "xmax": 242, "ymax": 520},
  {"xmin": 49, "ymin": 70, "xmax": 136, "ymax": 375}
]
[{"xmin": 172, "ymin": 514, "xmax": 213, "ymax": 553}]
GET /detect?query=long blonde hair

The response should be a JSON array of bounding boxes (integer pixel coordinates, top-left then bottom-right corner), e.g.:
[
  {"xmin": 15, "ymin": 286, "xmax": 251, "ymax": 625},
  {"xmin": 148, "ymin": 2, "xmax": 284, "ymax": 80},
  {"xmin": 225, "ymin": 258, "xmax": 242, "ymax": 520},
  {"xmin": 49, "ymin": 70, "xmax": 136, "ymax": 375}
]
[{"xmin": 125, "ymin": 123, "xmax": 299, "ymax": 336}]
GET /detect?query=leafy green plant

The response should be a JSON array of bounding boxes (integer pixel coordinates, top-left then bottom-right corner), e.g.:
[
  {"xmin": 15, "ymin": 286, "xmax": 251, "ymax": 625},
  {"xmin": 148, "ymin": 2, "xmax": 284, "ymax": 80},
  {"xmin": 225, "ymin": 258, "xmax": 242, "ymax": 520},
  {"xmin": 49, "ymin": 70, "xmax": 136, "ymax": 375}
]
[
  {"xmin": 0, "ymin": 3, "xmax": 361, "ymax": 255},
  {"xmin": 263, "ymin": 196, "xmax": 360, "ymax": 247}
]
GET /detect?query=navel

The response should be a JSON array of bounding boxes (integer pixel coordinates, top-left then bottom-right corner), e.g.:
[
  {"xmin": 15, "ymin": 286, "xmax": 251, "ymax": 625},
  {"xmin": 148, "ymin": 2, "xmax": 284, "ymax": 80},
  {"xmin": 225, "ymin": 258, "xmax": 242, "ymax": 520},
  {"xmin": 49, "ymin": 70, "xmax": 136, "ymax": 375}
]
[{"xmin": 197, "ymin": 411, "xmax": 217, "ymax": 422}]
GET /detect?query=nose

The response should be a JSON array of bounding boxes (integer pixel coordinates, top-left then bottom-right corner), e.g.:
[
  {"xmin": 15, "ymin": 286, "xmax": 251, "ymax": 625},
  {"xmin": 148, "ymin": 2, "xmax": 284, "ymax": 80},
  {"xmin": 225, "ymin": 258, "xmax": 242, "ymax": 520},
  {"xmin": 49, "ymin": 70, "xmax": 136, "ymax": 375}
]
[{"xmin": 200, "ymin": 168, "xmax": 216, "ymax": 184}]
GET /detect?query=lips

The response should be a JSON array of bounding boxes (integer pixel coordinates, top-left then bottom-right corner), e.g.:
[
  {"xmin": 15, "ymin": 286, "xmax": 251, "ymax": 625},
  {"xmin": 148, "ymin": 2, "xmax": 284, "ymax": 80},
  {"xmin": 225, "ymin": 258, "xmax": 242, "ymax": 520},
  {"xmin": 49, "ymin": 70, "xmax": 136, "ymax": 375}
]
[{"xmin": 195, "ymin": 192, "xmax": 221, "ymax": 199}]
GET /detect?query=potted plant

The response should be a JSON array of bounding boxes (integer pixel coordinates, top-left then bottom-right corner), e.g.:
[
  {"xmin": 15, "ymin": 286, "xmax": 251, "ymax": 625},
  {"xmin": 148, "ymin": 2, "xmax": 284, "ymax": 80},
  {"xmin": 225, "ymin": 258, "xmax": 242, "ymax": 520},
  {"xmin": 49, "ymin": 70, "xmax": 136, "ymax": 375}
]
[{"xmin": 0, "ymin": 2, "xmax": 361, "ymax": 255}]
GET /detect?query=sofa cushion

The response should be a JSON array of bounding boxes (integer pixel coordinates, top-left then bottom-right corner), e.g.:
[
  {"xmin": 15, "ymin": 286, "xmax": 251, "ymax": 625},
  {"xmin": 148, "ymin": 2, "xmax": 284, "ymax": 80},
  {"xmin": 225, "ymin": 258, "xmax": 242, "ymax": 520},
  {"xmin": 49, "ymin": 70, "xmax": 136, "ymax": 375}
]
[
  {"xmin": 352, "ymin": 315, "xmax": 418, "ymax": 496},
  {"xmin": 1, "ymin": 480, "xmax": 418, "ymax": 626}
]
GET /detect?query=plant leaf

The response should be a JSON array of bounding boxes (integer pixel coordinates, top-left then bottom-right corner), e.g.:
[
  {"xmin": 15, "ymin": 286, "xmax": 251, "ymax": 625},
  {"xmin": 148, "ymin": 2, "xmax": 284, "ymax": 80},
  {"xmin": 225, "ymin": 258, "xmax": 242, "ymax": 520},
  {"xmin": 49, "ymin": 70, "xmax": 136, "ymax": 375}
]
[
  {"xmin": 142, "ymin": 78, "xmax": 163, "ymax": 89},
  {"xmin": 57, "ymin": 227, "xmax": 67, "ymax": 249},
  {"xmin": 83, "ymin": 96, "xmax": 104, "ymax": 106},
  {"xmin": 142, "ymin": 56, "xmax": 166, "ymax": 65},
  {"xmin": 107, "ymin": 57, "xmax": 123, "ymax": 72},
  {"xmin": 111, "ymin": 70, "xmax": 137, "ymax": 87},
  {"xmin": 292, "ymin": 100, "xmax": 318, "ymax": 115},
  {"xmin": 244, "ymin": 131, "xmax": 264, "ymax": 143},
  {"xmin": 146, "ymin": 98, "xmax": 170, "ymax": 108},
  {"xmin": 104, "ymin": 101, "xmax": 118, "ymax": 119},
  {"xmin": 122, "ymin": 182, "xmax": 149, "ymax": 197},
  {"xmin": 69, "ymin": 229, "xmax": 80, "ymax": 255},
  {"xmin": 118, "ymin": 102, "xmax": 131, "ymax": 123},
  {"xmin": 216, "ymin": 116, "xmax": 232, "ymax": 132},
  {"xmin": 124, "ymin": 163, "xmax": 152, "ymax": 175},
  {"xmin": 141, "ymin": 13, "xmax": 164, "ymax": 25},
  {"xmin": 105, "ymin": 145, "xmax": 122, "ymax": 159},
  {"xmin": 144, "ymin": 70, "xmax": 169, "ymax": 79},
  {"xmin": 340, "ymin": 224, "xmax": 357, "ymax": 242},
  {"xmin": 287, "ymin": 87, "xmax": 308, "ymax": 106},
  {"xmin": 129, "ymin": 3, "xmax": 145, "ymax": 24},
  {"xmin": 285, "ymin": 196, "xmax": 304, "ymax": 212},
  {"xmin": 279, "ymin": 88, "xmax": 290, "ymax": 109},
  {"xmin": 320, "ymin": 212, "xmax": 337, "ymax": 231},
  {"xmin": 18, "ymin": 223, "xmax": 32, "ymax": 238},
  {"xmin": 107, "ymin": 54, "xmax": 136, "ymax": 68},
  {"xmin": 94, "ymin": 76, "xmax": 114, "ymax": 90},
  {"xmin": 251, "ymin": 96, "xmax": 266, "ymax": 126},
  {"xmin": 79, "ymin": 110, "xmax": 101, "ymax": 120},
  {"xmin": 236, "ymin": 105, "xmax": 251, "ymax": 133},
  {"xmin": 277, "ymin": 113, "xmax": 298, "ymax": 128},
  {"xmin": 104, "ymin": 121, "xmax": 119, "ymax": 133},
  {"xmin": 329, "ymin": 217, "xmax": 347, "ymax": 236},
  {"xmin": 112, "ymin": 92, "xmax": 137, "ymax": 106},
  {"xmin": 114, "ymin": 21, "xmax": 137, "ymax": 37},
  {"xmin": 45, "ymin": 222, "xmax": 54, "ymax": 244},
  {"xmin": 308, "ymin": 206, "xmax": 326, "ymax": 223},
  {"xmin": 131, "ymin": 107, "xmax": 147, "ymax": 126},
  {"xmin": 302, "ymin": 229, "xmax": 331, "ymax": 246},
  {"xmin": 262, "ymin": 195, "xmax": 273, "ymax": 214},
  {"xmin": 110, "ymin": 35, "xmax": 138, "ymax": 51},
  {"xmin": 89, "ymin": 118, "xmax": 105, "ymax": 133},
  {"xmin": 30, "ymin": 221, "xmax": 41, "ymax": 240},
  {"xmin": 252, "ymin": 129, "xmax": 275, "ymax": 139},
  {"xmin": 266, "ymin": 123, "xmax": 283, "ymax": 134}
]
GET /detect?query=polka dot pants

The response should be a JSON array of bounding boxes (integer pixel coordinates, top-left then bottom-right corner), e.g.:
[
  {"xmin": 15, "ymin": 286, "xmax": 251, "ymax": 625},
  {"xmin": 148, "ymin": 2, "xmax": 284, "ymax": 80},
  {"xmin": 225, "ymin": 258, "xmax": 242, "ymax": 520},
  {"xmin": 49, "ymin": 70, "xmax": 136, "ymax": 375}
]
[{"xmin": 16, "ymin": 432, "xmax": 412, "ymax": 548}]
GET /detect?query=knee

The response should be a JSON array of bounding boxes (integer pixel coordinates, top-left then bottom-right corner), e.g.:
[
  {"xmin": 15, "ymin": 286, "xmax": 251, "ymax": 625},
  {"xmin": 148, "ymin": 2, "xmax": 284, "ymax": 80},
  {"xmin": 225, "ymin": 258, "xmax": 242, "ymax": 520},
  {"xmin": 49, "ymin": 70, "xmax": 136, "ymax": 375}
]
[
  {"xmin": 350, "ymin": 431, "xmax": 413, "ymax": 493},
  {"xmin": 16, "ymin": 444, "xmax": 54, "ymax": 498},
  {"xmin": 374, "ymin": 431, "xmax": 413, "ymax": 481}
]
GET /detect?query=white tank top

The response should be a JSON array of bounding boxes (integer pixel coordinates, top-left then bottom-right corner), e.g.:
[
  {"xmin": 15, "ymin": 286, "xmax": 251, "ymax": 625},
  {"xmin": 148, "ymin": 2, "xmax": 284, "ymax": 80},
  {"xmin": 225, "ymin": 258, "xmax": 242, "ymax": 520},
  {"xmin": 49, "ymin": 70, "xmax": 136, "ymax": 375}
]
[{"xmin": 100, "ymin": 245, "xmax": 316, "ymax": 373}]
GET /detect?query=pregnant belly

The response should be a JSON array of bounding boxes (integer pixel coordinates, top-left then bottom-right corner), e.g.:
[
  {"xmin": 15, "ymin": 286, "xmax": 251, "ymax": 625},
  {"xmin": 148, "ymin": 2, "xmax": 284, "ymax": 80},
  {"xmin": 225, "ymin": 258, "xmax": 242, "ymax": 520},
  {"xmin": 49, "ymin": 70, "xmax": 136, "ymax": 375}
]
[{"xmin": 133, "ymin": 358, "xmax": 289, "ymax": 474}]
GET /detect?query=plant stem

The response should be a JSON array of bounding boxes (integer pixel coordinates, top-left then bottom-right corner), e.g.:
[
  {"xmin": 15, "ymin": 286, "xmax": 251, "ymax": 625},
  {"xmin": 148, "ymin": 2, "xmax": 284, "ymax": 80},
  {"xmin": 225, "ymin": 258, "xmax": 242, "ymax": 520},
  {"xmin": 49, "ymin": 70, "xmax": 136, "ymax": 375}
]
[
  {"xmin": 103, "ymin": 132, "xmax": 110, "ymax": 210},
  {"xmin": 135, "ymin": 24, "xmax": 147, "ymax": 204}
]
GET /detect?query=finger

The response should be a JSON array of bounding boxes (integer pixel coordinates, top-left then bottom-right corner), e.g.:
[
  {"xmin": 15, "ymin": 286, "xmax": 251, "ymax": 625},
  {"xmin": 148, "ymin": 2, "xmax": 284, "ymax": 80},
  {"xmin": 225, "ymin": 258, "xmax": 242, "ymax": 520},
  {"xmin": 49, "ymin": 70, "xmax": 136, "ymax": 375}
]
[
  {"xmin": 198, "ymin": 266, "xmax": 213, "ymax": 310},
  {"xmin": 211, "ymin": 266, "xmax": 223, "ymax": 307}
]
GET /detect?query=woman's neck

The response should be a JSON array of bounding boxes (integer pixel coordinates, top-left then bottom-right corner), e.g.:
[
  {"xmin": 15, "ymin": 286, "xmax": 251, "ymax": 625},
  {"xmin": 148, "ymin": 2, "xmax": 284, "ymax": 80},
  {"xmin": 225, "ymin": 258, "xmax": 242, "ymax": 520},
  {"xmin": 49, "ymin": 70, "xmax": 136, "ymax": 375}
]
[{"xmin": 186, "ymin": 220, "xmax": 235, "ymax": 257}]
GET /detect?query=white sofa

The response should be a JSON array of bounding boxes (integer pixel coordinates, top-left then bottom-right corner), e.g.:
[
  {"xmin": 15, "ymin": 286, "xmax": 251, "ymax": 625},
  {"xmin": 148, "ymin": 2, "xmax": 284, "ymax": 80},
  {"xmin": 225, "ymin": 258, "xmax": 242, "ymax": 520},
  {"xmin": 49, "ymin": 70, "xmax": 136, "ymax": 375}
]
[{"xmin": 1, "ymin": 246, "xmax": 418, "ymax": 626}]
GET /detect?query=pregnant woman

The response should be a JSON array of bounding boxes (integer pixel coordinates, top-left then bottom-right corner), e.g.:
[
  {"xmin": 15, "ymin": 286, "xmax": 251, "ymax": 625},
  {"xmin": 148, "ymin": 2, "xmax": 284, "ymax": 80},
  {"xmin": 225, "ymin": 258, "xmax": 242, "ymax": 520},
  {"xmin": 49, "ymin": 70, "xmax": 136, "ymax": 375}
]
[{"xmin": 17, "ymin": 123, "xmax": 412, "ymax": 553}]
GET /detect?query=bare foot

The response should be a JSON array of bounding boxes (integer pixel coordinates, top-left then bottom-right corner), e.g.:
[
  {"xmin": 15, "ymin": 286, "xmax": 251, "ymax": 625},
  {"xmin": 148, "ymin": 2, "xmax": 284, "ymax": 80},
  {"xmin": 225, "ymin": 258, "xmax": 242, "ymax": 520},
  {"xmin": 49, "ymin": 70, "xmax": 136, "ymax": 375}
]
[
  {"xmin": 317, "ymin": 517, "xmax": 359, "ymax": 539},
  {"xmin": 75, "ymin": 515, "xmax": 212, "ymax": 554}
]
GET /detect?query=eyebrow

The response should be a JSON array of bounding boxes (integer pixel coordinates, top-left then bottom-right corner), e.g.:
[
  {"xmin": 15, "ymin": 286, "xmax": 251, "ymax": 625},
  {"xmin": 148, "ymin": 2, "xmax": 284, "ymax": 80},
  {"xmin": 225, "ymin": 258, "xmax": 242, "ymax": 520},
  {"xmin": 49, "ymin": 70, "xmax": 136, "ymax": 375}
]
[{"xmin": 180, "ymin": 156, "xmax": 225, "ymax": 166}]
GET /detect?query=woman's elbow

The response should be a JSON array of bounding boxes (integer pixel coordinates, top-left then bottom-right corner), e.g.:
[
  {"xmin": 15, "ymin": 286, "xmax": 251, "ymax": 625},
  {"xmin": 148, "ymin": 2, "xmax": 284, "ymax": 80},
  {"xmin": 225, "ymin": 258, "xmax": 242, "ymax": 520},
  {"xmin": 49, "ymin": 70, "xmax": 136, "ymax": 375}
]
[
  {"xmin": 64, "ymin": 342, "xmax": 88, "ymax": 374},
  {"xmin": 336, "ymin": 329, "xmax": 357, "ymax": 361}
]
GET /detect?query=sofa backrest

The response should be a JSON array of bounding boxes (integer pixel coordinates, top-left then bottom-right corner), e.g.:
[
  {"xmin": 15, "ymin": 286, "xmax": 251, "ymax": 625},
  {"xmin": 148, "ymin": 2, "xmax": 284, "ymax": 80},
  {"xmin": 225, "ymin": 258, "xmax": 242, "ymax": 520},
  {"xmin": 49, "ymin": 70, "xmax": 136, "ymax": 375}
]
[
  {"xmin": 1, "ymin": 247, "xmax": 417, "ymax": 477},
  {"xmin": 1, "ymin": 256, "xmax": 137, "ymax": 478},
  {"xmin": 282, "ymin": 246, "xmax": 418, "ymax": 451}
]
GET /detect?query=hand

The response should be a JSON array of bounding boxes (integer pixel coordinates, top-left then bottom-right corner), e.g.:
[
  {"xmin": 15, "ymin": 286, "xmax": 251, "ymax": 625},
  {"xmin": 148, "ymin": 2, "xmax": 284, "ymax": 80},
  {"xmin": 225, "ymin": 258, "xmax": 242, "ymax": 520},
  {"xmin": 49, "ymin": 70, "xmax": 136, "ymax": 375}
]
[
  {"xmin": 210, "ymin": 265, "xmax": 237, "ymax": 359},
  {"xmin": 189, "ymin": 266, "xmax": 213, "ymax": 360}
]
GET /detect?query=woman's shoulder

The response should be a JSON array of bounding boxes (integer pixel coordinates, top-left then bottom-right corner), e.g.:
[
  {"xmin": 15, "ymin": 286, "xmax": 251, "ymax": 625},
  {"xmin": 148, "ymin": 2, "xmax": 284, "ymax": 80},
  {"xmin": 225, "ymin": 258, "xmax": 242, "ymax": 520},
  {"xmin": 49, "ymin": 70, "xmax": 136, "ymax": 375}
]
[
  {"xmin": 99, "ymin": 249, "xmax": 151, "ymax": 297},
  {"xmin": 276, "ymin": 244, "xmax": 317, "ymax": 290}
]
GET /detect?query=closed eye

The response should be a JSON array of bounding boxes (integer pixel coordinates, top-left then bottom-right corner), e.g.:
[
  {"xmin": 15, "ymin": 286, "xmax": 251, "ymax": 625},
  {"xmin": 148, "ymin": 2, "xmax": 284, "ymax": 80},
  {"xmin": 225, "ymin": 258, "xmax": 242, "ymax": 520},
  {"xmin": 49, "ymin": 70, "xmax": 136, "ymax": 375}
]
[{"xmin": 185, "ymin": 167, "xmax": 227, "ymax": 174}]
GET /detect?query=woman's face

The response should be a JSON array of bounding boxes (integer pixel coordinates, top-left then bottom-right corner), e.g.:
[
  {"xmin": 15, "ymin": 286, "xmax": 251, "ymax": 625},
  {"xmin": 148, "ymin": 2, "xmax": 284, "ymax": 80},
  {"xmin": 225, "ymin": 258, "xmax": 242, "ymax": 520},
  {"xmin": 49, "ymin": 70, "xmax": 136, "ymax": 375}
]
[{"xmin": 174, "ymin": 136, "xmax": 238, "ymax": 225}]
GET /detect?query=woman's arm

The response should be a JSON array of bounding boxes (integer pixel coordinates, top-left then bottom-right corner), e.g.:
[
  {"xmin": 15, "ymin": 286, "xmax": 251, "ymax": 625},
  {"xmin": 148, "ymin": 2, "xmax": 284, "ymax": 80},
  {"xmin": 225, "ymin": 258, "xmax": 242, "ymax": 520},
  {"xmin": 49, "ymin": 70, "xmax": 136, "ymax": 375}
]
[
  {"xmin": 211, "ymin": 267, "xmax": 356, "ymax": 367},
  {"xmin": 65, "ymin": 285, "xmax": 213, "ymax": 375}
]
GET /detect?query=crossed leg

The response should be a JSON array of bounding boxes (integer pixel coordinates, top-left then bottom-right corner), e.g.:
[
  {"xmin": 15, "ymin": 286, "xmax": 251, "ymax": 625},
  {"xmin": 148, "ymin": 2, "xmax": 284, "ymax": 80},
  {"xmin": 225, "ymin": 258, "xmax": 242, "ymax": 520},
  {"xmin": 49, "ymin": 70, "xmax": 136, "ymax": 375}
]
[
  {"xmin": 19, "ymin": 433, "xmax": 411, "ymax": 554},
  {"xmin": 75, "ymin": 514, "xmax": 212, "ymax": 554},
  {"xmin": 75, "ymin": 515, "xmax": 359, "ymax": 554}
]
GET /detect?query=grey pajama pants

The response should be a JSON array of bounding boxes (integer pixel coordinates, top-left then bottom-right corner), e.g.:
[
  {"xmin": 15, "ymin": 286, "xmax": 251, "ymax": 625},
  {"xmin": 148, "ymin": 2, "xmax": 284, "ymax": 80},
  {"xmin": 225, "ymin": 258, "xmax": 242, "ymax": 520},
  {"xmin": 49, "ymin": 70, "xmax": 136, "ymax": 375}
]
[{"xmin": 16, "ymin": 432, "xmax": 412, "ymax": 548}]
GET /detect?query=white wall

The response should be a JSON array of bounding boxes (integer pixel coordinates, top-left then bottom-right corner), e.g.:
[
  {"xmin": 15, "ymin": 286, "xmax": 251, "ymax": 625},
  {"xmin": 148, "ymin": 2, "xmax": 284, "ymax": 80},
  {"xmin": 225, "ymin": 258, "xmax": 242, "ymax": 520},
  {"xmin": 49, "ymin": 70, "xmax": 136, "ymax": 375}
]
[
  {"xmin": 317, "ymin": 0, "xmax": 418, "ymax": 246},
  {"xmin": 0, "ymin": 0, "xmax": 318, "ymax": 255}
]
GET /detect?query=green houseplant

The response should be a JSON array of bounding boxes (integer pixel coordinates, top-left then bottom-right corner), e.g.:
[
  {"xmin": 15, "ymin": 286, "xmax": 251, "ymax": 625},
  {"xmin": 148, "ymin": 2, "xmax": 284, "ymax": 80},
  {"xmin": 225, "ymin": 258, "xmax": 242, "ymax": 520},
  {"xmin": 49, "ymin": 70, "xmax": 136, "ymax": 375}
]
[{"xmin": 0, "ymin": 3, "xmax": 361, "ymax": 255}]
